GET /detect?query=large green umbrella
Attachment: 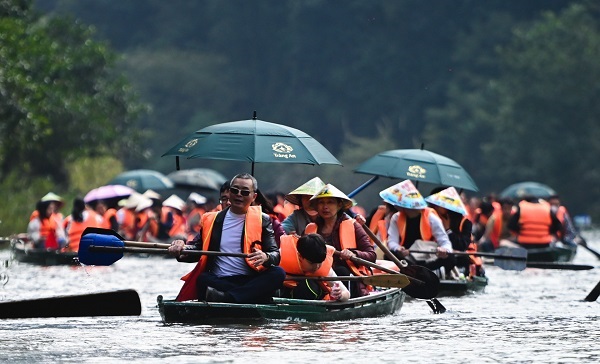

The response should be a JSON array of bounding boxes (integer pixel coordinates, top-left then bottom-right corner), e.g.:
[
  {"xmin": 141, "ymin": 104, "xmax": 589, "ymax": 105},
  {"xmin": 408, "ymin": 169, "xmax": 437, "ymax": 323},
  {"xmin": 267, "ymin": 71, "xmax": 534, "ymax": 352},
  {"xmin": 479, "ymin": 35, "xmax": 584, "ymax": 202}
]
[
  {"xmin": 353, "ymin": 148, "xmax": 479, "ymax": 192},
  {"xmin": 162, "ymin": 113, "xmax": 342, "ymax": 175},
  {"xmin": 108, "ymin": 169, "xmax": 174, "ymax": 193},
  {"xmin": 499, "ymin": 181, "xmax": 556, "ymax": 199}
]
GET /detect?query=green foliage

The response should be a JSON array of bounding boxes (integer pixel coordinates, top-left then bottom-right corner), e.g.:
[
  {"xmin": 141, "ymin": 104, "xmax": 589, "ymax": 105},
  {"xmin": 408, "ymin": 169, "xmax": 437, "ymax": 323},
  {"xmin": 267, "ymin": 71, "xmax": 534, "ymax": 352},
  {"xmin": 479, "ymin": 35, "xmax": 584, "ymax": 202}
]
[
  {"xmin": 0, "ymin": 172, "xmax": 55, "ymax": 235},
  {"xmin": 66, "ymin": 156, "xmax": 124, "ymax": 196},
  {"xmin": 0, "ymin": 0, "xmax": 148, "ymax": 184}
]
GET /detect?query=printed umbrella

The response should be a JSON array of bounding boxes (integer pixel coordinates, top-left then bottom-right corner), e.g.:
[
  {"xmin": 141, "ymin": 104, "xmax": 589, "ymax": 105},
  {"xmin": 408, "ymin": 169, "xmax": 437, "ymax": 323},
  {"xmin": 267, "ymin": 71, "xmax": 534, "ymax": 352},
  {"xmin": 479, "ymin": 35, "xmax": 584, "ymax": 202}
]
[
  {"xmin": 162, "ymin": 112, "xmax": 342, "ymax": 175},
  {"xmin": 167, "ymin": 168, "xmax": 228, "ymax": 191},
  {"xmin": 354, "ymin": 148, "xmax": 478, "ymax": 192},
  {"xmin": 84, "ymin": 185, "xmax": 136, "ymax": 204},
  {"xmin": 499, "ymin": 181, "xmax": 556, "ymax": 199},
  {"xmin": 108, "ymin": 169, "xmax": 174, "ymax": 193}
]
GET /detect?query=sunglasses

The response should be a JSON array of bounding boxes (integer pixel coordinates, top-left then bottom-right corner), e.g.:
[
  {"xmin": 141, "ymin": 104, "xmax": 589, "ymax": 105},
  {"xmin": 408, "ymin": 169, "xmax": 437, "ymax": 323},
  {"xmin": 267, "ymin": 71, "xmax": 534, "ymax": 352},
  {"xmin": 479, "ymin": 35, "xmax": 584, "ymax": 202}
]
[{"xmin": 229, "ymin": 187, "xmax": 253, "ymax": 197}]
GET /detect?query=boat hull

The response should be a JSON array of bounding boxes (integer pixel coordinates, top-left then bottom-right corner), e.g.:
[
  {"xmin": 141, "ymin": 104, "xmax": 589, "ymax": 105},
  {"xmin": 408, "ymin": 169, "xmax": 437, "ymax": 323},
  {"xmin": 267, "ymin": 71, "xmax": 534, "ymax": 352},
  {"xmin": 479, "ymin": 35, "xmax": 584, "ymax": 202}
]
[
  {"xmin": 10, "ymin": 239, "xmax": 78, "ymax": 266},
  {"xmin": 526, "ymin": 246, "xmax": 576, "ymax": 263},
  {"xmin": 437, "ymin": 276, "xmax": 488, "ymax": 297},
  {"xmin": 158, "ymin": 288, "xmax": 405, "ymax": 323}
]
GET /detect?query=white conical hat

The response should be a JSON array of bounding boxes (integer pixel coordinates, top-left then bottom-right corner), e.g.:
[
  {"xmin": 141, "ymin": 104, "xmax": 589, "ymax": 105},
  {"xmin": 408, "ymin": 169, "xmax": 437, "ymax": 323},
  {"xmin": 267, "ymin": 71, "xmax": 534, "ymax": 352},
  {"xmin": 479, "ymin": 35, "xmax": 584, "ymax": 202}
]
[
  {"xmin": 124, "ymin": 192, "xmax": 144, "ymax": 209},
  {"xmin": 379, "ymin": 180, "xmax": 427, "ymax": 210},
  {"xmin": 135, "ymin": 196, "xmax": 154, "ymax": 212},
  {"xmin": 143, "ymin": 189, "xmax": 161, "ymax": 200},
  {"xmin": 188, "ymin": 192, "xmax": 207, "ymax": 205},
  {"xmin": 41, "ymin": 192, "xmax": 65, "ymax": 208},
  {"xmin": 425, "ymin": 186, "xmax": 467, "ymax": 215},
  {"xmin": 285, "ymin": 177, "xmax": 326, "ymax": 206},
  {"xmin": 309, "ymin": 183, "xmax": 353, "ymax": 210},
  {"xmin": 162, "ymin": 194, "xmax": 186, "ymax": 211}
]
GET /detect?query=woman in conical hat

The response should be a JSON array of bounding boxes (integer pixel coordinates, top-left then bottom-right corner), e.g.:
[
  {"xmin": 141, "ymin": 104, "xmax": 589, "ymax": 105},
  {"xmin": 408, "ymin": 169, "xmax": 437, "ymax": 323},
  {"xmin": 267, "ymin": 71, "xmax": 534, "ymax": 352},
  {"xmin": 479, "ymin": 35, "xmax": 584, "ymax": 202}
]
[
  {"xmin": 281, "ymin": 177, "xmax": 326, "ymax": 236},
  {"xmin": 308, "ymin": 183, "xmax": 376, "ymax": 297},
  {"xmin": 426, "ymin": 186, "xmax": 474, "ymax": 276},
  {"xmin": 380, "ymin": 180, "xmax": 454, "ymax": 272}
]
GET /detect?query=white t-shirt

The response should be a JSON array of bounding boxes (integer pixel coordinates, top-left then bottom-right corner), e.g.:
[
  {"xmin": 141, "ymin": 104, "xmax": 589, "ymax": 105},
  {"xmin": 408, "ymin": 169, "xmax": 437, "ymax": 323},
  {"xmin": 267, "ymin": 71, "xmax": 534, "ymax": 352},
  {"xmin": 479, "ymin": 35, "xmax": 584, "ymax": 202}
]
[{"xmin": 212, "ymin": 209, "xmax": 254, "ymax": 277}]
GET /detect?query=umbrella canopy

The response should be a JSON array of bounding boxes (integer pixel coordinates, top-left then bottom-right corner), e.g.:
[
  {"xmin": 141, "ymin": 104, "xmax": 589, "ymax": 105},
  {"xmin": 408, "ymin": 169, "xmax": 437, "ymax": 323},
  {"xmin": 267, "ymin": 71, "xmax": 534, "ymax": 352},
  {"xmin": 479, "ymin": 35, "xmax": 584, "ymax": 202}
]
[
  {"xmin": 162, "ymin": 113, "xmax": 342, "ymax": 175},
  {"xmin": 84, "ymin": 185, "xmax": 136, "ymax": 204},
  {"xmin": 354, "ymin": 148, "xmax": 478, "ymax": 192},
  {"xmin": 167, "ymin": 168, "xmax": 228, "ymax": 191},
  {"xmin": 108, "ymin": 169, "xmax": 174, "ymax": 193},
  {"xmin": 499, "ymin": 181, "xmax": 556, "ymax": 199}
]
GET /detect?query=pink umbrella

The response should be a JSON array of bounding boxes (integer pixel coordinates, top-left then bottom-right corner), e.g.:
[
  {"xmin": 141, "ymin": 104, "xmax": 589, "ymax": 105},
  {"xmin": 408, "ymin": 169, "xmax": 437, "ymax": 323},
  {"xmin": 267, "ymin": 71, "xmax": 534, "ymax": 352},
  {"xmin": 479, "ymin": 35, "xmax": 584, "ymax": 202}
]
[{"xmin": 84, "ymin": 185, "xmax": 136, "ymax": 203}]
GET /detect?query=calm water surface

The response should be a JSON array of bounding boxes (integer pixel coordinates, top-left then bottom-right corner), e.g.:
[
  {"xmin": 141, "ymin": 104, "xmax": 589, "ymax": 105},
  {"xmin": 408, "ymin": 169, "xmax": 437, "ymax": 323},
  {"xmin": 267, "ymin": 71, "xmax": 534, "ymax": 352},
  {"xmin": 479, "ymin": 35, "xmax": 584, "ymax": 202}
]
[{"xmin": 1, "ymin": 232, "xmax": 599, "ymax": 364}]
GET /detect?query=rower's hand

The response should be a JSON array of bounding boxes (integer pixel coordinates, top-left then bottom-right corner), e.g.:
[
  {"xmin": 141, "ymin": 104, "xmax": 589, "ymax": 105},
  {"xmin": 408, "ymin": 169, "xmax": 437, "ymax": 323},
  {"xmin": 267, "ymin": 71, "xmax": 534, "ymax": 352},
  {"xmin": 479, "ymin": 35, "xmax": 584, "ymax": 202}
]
[
  {"xmin": 248, "ymin": 248, "xmax": 268, "ymax": 267},
  {"xmin": 330, "ymin": 282, "xmax": 343, "ymax": 301},
  {"xmin": 354, "ymin": 214, "xmax": 366, "ymax": 226},
  {"xmin": 339, "ymin": 248, "xmax": 356, "ymax": 260},
  {"xmin": 168, "ymin": 240, "xmax": 186, "ymax": 257},
  {"xmin": 394, "ymin": 247, "xmax": 410, "ymax": 258},
  {"xmin": 436, "ymin": 247, "xmax": 449, "ymax": 259}
]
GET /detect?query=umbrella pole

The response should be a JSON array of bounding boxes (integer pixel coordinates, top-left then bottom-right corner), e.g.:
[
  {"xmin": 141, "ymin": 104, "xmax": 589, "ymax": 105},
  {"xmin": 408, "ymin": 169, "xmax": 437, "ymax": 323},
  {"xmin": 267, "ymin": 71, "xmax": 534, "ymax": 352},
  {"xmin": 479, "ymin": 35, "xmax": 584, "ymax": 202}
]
[
  {"xmin": 251, "ymin": 162, "xmax": 255, "ymax": 176},
  {"xmin": 348, "ymin": 176, "xmax": 379, "ymax": 198}
]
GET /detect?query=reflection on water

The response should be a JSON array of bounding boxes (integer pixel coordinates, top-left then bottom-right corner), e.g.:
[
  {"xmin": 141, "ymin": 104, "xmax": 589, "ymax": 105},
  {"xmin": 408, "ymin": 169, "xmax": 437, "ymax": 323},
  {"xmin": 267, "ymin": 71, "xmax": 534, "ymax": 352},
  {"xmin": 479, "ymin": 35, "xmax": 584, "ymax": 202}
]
[{"xmin": 1, "ymin": 233, "xmax": 599, "ymax": 363}]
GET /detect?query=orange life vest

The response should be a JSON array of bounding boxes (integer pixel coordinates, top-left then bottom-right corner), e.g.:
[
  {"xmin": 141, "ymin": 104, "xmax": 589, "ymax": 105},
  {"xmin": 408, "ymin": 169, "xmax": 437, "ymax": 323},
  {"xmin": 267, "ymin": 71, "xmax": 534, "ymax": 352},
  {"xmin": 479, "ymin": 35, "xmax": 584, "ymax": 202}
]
[
  {"xmin": 39, "ymin": 216, "xmax": 61, "ymax": 249},
  {"xmin": 516, "ymin": 201, "xmax": 553, "ymax": 244},
  {"xmin": 489, "ymin": 210, "xmax": 504, "ymax": 249},
  {"xmin": 396, "ymin": 207, "xmax": 435, "ymax": 246},
  {"xmin": 161, "ymin": 206, "xmax": 187, "ymax": 238},
  {"xmin": 117, "ymin": 208, "xmax": 136, "ymax": 240},
  {"xmin": 368, "ymin": 205, "xmax": 386, "ymax": 244},
  {"xmin": 279, "ymin": 234, "xmax": 334, "ymax": 297},
  {"xmin": 101, "ymin": 208, "xmax": 118, "ymax": 230},
  {"xmin": 176, "ymin": 206, "xmax": 264, "ymax": 301},
  {"xmin": 136, "ymin": 210, "xmax": 159, "ymax": 241},
  {"xmin": 65, "ymin": 210, "xmax": 102, "ymax": 252},
  {"xmin": 305, "ymin": 219, "xmax": 370, "ymax": 277}
]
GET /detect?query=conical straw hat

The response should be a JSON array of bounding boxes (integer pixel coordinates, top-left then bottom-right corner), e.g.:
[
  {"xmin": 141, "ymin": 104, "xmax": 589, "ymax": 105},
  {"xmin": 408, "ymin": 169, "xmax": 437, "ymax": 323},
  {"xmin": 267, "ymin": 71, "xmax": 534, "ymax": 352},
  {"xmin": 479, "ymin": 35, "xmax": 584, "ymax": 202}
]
[
  {"xmin": 143, "ymin": 189, "xmax": 162, "ymax": 200},
  {"xmin": 135, "ymin": 196, "xmax": 154, "ymax": 212},
  {"xmin": 163, "ymin": 194, "xmax": 186, "ymax": 211},
  {"xmin": 425, "ymin": 186, "xmax": 467, "ymax": 215},
  {"xmin": 124, "ymin": 192, "xmax": 144, "ymax": 209},
  {"xmin": 285, "ymin": 177, "xmax": 326, "ymax": 206},
  {"xmin": 188, "ymin": 192, "xmax": 207, "ymax": 205},
  {"xmin": 41, "ymin": 192, "xmax": 65, "ymax": 208},
  {"xmin": 379, "ymin": 180, "xmax": 427, "ymax": 210},
  {"xmin": 309, "ymin": 183, "xmax": 353, "ymax": 210}
]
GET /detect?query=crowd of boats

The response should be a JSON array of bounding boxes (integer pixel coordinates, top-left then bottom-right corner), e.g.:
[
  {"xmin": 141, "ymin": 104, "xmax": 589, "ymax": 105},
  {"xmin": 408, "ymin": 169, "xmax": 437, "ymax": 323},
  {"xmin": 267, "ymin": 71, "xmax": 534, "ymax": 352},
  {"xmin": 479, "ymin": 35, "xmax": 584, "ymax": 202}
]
[{"xmin": 3, "ymin": 173, "xmax": 598, "ymax": 323}]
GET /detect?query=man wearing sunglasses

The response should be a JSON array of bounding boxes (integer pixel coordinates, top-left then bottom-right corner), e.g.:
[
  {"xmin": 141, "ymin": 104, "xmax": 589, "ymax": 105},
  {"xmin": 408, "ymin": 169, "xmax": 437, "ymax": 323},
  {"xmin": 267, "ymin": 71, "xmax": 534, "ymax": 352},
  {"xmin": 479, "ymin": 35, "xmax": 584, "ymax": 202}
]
[{"xmin": 169, "ymin": 173, "xmax": 285, "ymax": 304}]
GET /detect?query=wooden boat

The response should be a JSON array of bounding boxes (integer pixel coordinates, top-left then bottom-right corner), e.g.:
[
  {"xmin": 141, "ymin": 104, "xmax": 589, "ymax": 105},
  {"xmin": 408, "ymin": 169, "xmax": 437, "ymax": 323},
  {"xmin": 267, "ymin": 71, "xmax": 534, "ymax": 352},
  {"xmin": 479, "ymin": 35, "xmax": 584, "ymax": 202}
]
[
  {"xmin": 157, "ymin": 287, "xmax": 405, "ymax": 323},
  {"xmin": 437, "ymin": 276, "xmax": 488, "ymax": 297},
  {"xmin": 10, "ymin": 238, "xmax": 78, "ymax": 266},
  {"xmin": 526, "ymin": 245, "xmax": 577, "ymax": 263}
]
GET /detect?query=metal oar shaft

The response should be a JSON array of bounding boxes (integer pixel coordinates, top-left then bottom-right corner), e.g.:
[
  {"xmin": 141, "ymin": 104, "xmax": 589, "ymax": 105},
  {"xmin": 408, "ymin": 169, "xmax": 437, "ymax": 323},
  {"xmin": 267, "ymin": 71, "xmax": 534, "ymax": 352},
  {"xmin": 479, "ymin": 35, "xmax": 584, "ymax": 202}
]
[
  {"xmin": 410, "ymin": 249, "xmax": 528, "ymax": 261},
  {"xmin": 88, "ymin": 245, "xmax": 248, "ymax": 258}
]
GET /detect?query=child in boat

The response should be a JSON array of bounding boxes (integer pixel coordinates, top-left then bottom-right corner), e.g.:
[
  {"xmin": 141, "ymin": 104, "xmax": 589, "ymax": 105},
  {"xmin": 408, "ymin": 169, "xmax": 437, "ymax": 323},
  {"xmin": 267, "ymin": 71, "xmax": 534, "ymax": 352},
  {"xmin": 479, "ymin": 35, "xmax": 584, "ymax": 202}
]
[{"xmin": 279, "ymin": 233, "xmax": 350, "ymax": 302}]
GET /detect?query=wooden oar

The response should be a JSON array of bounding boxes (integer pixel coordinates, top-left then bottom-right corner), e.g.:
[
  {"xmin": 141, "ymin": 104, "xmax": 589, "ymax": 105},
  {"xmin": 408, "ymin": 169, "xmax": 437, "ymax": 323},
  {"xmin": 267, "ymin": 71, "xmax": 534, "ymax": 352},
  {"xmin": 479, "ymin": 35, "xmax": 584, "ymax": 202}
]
[
  {"xmin": 584, "ymin": 280, "xmax": 600, "ymax": 302},
  {"xmin": 409, "ymin": 247, "xmax": 528, "ymax": 271},
  {"xmin": 576, "ymin": 235, "xmax": 600, "ymax": 260},
  {"xmin": 88, "ymin": 245, "xmax": 247, "ymax": 259},
  {"xmin": 525, "ymin": 262, "xmax": 594, "ymax": 270},
  {"xmin": 78, "ymin": 227, "xmax": 250, "ymax": 265},
  {"xmin": 285, "ymin": 274, "xmax": 410, "ymax": 289},
  {"xmin": 0, "ymin": 289, "xmax": 141, "ymax": 319}
]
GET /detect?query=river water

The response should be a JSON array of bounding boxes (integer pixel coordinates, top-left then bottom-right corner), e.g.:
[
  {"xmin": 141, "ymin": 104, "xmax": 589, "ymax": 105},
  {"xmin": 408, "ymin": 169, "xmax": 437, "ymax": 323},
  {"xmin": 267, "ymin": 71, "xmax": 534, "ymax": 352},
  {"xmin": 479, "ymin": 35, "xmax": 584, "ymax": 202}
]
[{"xmin": 1, "ymin": 233, "xmax": 599, "ymax": 364}]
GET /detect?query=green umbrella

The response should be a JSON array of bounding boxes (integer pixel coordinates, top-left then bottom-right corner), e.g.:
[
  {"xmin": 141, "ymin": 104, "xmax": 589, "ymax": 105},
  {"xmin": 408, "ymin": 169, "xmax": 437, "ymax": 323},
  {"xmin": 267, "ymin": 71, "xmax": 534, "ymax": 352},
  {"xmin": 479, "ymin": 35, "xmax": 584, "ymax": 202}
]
[
  {"xmin": 162, "ymin": 112, "xmax": 342, "ymax": 175},
  {"xmin": 499, "ymin": 181, "xmax": 556, "ymax": 199},
  {"xmin": 353, "ymin": 148, "xmax": 479, "ymax": 192}
]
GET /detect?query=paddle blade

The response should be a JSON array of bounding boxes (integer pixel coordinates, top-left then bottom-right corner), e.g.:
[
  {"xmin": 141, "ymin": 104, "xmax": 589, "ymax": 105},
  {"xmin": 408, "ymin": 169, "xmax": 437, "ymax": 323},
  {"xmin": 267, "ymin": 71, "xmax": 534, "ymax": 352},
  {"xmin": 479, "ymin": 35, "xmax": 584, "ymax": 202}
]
[
  {"xmin": 78, "ymin": 233, "xmax": 125, "ymax": 266},
  {"xmin": 365, "ymin": 274, "xmax": 411, "ymax": 288},
  {"xmin": 493, "ymin": 247, "xmax": 528, "ymax": 271},
  {"xmin": 0, "ymin": 289, "xmax": 141, "ymax": 319},
  {"xmin": 399, "ymin": 265, "xmax": 440, "ymax": 299}
]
